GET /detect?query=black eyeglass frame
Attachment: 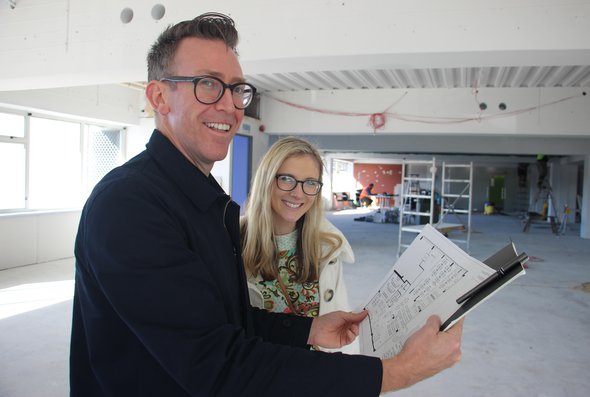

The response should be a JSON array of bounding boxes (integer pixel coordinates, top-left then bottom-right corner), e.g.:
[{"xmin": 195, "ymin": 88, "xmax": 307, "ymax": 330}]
[
  {"xmin": 275, "ymin": 174, "xmax": 323, "ymax": 196},
  {"xmin": 159, "ymin": 75, "xmax": 257, "ymax": 109}
]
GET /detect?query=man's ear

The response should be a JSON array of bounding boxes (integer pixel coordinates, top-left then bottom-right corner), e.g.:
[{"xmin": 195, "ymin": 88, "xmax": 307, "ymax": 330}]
[{"xmin": 146, "ymin": 81, "xmax": 170, "ymax": 115}]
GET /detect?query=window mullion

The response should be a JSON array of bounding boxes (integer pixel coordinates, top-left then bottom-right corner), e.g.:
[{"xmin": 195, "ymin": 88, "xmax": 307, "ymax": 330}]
[{"xmin": 24, "ymin": 113, "xmax": 31, "ymax": 209}]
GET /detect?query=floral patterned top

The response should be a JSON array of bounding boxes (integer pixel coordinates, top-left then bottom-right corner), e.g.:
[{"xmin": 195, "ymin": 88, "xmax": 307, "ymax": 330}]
[{"xmin": 255, "ymin": 229, "xmax": 320, "ymax": 318}]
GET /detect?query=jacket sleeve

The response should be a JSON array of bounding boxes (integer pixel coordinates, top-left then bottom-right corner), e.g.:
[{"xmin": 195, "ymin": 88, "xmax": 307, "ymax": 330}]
[
  {"xmin": 247, "ymin": 280, "xmax": 264, "ymax": 309},
  {"xmin": 249, "ymin": 306, "xmax": 313, "ymax": 347},
  {"xmin": 319, "ymin": 219, "xmax": 355, "ymax": 315},
  {"xmin": 77, "ymin": 179, "xmax": 383, "ymax": 397}
]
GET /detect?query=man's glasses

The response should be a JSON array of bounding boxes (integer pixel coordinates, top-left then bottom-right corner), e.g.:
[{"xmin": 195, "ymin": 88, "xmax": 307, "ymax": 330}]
[
  {"xmin": 275, "ymin": 174, "xmax": 323, "ymax": 196},
  {"xmin": 160, "ymin": 75, "xmax": 257, "ymax": 109}
]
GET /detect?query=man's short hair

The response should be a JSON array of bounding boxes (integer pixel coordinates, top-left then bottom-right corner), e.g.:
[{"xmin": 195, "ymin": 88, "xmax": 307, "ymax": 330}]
[{"xmin": 147, "ymin": 12, "xmax": 239, "ymax": 82}]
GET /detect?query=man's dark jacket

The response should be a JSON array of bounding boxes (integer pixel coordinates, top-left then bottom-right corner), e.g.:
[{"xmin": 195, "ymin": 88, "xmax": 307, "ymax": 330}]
[{"xmin": 70, "ymin": 130, "xmax": 382, "ymax": 396}]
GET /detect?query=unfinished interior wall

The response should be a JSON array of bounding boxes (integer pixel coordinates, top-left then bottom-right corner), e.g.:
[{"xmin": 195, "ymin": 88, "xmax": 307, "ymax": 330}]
[{"xmin": 353, "ymin": 163, "xmax": 402, "ymax": 196}]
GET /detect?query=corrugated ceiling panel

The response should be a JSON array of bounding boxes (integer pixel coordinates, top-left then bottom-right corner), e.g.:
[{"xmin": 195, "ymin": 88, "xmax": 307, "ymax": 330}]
[{"xmin": 244, "ymin": 66, "xmax": 590, "ymax": 93}]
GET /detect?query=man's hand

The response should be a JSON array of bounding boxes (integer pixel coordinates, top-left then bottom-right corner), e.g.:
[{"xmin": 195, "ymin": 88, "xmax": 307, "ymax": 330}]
[
  {"xmin": 307, "ymin": 310, "xmax": 368, "ymax": 349},
  {"xmin": 381, "ymin": 316, "xmax": 464, "ymax": 393}
]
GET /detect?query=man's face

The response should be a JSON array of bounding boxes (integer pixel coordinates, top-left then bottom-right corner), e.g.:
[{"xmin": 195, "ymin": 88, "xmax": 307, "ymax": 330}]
[{"xmin": 154, "ymin": 37, "xmax": 245, "ymax": 175}]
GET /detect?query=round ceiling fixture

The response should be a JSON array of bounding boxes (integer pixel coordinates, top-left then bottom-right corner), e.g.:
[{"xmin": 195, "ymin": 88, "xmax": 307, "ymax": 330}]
[
  {"xmin": 151, "ymin": 4, "xmax": 166, "ymax": 21},
  {"xmin": 120, "ymin": 8, "xmax": 134, "ymax": 24}
]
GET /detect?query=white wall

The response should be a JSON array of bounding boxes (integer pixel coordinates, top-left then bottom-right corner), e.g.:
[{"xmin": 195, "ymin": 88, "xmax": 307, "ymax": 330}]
[
  {"xmin": 0, "ymin": 84, "xmax": 141, "ymax": 126},
  {"xmin": 0, "ymin": 210, "xmax": 80, "ymax": 270},
  {"xmin": 126, "ymin": 117, "xmax": 155, "ymax": 158},
  {"xmin": 261, "ymin": 87, "xmax": 590, "ymax": 137}
]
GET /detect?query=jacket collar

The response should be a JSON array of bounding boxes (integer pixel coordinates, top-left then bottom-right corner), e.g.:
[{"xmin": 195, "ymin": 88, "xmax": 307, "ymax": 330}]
[{"xmin": 145, "ymin": 129, "xmax": 229, "ymax": 211}]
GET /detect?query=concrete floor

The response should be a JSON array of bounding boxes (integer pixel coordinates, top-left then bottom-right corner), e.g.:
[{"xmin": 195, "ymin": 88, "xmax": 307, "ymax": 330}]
[{"xmin": 1, "ymin": 211, "xmax": 589, "ymax": 396}]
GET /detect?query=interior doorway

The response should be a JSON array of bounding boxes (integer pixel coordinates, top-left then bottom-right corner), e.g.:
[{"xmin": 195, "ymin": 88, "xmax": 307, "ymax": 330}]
[
  {"xmin": 231, "ymin": 134, "xmax": 251, "ymax": 212},
  {"xmin": 488, "ymin": 175, "xmax": 505, "ymax": 210}
]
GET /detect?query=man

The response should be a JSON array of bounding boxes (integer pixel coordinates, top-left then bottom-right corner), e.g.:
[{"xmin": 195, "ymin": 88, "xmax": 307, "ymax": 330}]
[
  {"xmin": 536, "ymin": 154, "xmax": 549, "ymax": 188},
  {"xmin": 360, "ymin": 182, "xmax": 375, "ymax": 207},
  {"xmin": 70, "ymin": 13, "xmax": 462, "ymax": 396}
]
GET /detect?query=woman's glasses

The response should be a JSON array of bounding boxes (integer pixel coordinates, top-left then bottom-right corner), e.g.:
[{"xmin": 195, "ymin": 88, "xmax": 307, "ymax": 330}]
[{"xmin": 275, "ymin": 174, "xmax": 322, "ymax": 196}]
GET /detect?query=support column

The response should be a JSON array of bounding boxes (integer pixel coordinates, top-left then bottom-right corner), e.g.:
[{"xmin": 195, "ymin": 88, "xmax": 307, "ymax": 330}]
[
  {"xmin": 581, "ymin": 156, "xmax": 590, "ymax": 239},
  {"xmin": 322, "ymin": 155, "xmax": 334, "ymax": 210}
]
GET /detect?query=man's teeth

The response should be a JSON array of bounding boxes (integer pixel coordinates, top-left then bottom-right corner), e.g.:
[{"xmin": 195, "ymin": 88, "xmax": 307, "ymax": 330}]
[
  {"xmin": 206, "ymin": 122, "xmax": 230, "ymax": 131},
  {"xmin": 284, "ymin": 201, "xmax": 302, "ymax": 208}
]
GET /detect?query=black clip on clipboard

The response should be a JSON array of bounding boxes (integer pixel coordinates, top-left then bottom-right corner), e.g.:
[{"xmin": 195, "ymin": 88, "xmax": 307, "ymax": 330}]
[{"xmin": 439, "ymin": 252, "xmax": 528, "ymax": 331}]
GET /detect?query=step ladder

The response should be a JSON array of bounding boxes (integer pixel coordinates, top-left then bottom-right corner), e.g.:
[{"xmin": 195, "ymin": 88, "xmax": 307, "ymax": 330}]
[
  {"xmin": 397, "ymin": 158, "xmax": 436, "ymax": 256},
  {"xmin": 522, "ymin": 182, "xmax": 560, "ymax": 234},
  {"xmin": 435, "ymin": 162, "xmax": 473, "ymax": 251}
]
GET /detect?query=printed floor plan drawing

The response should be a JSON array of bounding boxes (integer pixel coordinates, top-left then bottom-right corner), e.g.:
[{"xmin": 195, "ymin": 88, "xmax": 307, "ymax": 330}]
[
  {"xmin": 364, "ymin": 237, "xmax": 469, "ymax": 355},
  {"xmin": 359, "ymin": 225, "xmax": 495, "ymax": 359}
]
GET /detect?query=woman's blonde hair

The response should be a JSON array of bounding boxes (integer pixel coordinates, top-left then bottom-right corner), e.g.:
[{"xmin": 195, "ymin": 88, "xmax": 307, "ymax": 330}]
[{"xmin": 240, "ymin": 137, "xmax": 342, "ymax": 283}]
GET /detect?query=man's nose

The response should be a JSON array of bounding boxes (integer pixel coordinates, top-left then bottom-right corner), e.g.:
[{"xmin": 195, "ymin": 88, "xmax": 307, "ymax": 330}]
[{"xmin": 214, "ymin": 87, "xmax": 236, "ymax": 111}]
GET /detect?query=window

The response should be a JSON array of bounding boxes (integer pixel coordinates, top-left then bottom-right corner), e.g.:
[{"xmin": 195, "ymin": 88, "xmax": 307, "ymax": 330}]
[
  {"xmin": 85, "ymin": 126, "xmax": 124, "ymax": 198},
  {"xmin": 0, "ymin": 110, "xmax": 124, "ymax": 212},
  {"xmin": 0, "ymin": 111, "xmax": 26, "ymax": 209},
  {"xmin": 29, "ymin": 117, "xmax": 82, "ymax": 209},
  {"xmin": 0, "ymin": 142, "xmax": 25, "ymax": 209},
  {"xmin": 0, "ymin": 111, "xmax": 25, "ymax": 138}
]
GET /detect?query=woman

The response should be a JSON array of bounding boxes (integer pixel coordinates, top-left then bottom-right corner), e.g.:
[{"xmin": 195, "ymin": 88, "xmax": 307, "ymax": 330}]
[{"xmin": 240, "ymin": 137, "xmax": 354, "ymax": 323}]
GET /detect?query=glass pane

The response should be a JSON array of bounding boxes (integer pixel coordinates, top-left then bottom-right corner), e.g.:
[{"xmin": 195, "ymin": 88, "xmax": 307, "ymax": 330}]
[
  {"xmin": 29, "ymin": 117, "xmax": 82, "ymax": 209},
  {"xmin": 0, "ymin": 112, "xmax": 25, "ymax": 138},
  {"xmin": 332, "ymin": 159, "xmax": 353, "ymax": 192},
  {"xmin": 0, "ymin": 143, "xmax": 25, "ymax": 209},
  {"xmin": 85, "ymin": 125, "xmax": 122, "ymax": 197}
]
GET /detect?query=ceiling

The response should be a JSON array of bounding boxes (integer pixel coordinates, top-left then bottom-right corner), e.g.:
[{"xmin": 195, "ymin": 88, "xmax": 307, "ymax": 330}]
[
  {"xmin": 1, "ymin": 0, "xmax": 588, "ymax": 159},
  {"xmin": 246, "ymin": 65, "xmax": 590, "ymax": 93},
  {"xmin": 128, "ymin": 65, "xmax": 590, "ymax": 95}
]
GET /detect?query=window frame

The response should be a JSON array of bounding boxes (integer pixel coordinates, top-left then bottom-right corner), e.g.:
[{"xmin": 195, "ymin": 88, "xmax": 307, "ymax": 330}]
[{"xmin": 0, "ymin": 107, "xmax": 125, "ymax": 214}]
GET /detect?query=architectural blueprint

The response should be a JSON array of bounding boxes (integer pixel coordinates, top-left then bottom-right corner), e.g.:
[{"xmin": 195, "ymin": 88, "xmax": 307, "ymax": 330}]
[{"xmin": 358, "ymin": 224, "xmax": 495, "ymax": 359}]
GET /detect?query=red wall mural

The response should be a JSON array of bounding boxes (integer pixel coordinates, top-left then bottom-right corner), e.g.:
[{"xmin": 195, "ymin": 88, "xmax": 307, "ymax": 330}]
[{"xmin": 353, "ymin": 163, "xmax": 402, "ymax": 195}]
